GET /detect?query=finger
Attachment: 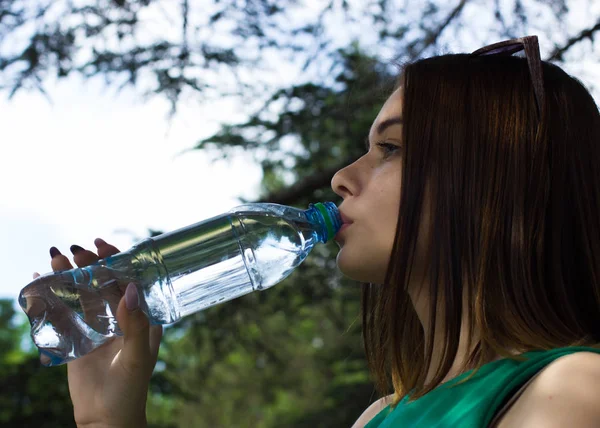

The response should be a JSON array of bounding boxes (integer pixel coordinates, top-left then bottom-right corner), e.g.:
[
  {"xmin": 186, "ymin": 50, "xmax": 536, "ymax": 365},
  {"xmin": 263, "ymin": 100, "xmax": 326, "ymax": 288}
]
[
  {"xmin": 44, "ymin": 247, "xmax": 109, "ymax": 361},
  {"xmin": 34, "ymin": 250, "xmax": 77, "ymax": 365},
  {"xmin": 69, "ymin": 244, "xmax": 124, "ymax": 333},
  {"xmin": 50, "ymin": 247, "xmax": 73, "ymax": 272},
  {"xmin": 93, "ymin": 238, "xmax": 126, "ymax": 297},
  {"xmin": 115, "ymin": 282, "xmax": 153, "ymax": 375},
  {"xmin": 94, "ymin": 237, "xmax": 120, "ymax": 259},
  {"xmin": 70, "ymin": 244, "xmax": 100, "ymax": 268},
  {"xmin": 33, "ymin": 272, "xmax": 40, "ymax": 279},
  {"xmin": 48, "ymin": 246, "xmax": 99, "ymax": 332}
]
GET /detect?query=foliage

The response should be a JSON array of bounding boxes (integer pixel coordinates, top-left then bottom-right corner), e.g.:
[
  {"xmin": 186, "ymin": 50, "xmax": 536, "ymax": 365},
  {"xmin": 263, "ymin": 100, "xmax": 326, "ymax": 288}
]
[
  {"xmin": 2, "ymin": 0, "xmax": 589, "ymax": 113},
  {"xmin": 0, "ymin": 301, "xmax": 74, "ymax": 427}
]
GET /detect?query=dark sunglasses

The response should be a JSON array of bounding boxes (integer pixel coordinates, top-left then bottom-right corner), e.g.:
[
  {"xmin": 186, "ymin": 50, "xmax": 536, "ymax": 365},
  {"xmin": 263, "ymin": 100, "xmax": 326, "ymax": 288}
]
[{"xmin": 471, "ymin": 35, "xmax": 544, "ymax": 119}]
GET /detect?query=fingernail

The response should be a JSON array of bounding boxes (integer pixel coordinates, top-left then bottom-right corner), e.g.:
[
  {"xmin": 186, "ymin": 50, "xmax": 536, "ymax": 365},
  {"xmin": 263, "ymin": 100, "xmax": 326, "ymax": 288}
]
[
  {"xmin": 94, "ymin": 238, "xmax": 106, "ymax": 246},
  {"xmin": 70, "ymin": 244, "xmax": 84, "ymax": 255},
  {"xmin": 49, "ymin": 247, "xmax": 61, "ymax": 258},
  {"xmin": 125, "ymin": 282, "xmax": 139, "ymax": 311}
]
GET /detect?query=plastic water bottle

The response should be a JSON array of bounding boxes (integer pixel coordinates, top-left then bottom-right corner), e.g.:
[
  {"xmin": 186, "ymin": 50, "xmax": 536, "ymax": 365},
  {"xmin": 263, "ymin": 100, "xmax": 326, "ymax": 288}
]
[{"xmin": 19, "ymin": 202, "xmax": 341, "ymax": 366}]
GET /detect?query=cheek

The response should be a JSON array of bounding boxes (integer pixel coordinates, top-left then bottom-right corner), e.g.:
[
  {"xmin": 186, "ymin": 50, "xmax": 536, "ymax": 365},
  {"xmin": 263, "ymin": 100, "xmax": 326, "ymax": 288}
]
[
  {"xmin": 335, "ymin": 166, "xmax": 402, "ymax": 283},
  {"xmin": 335, "ymin": 220, "xmax": 396, "ymax": 284}
]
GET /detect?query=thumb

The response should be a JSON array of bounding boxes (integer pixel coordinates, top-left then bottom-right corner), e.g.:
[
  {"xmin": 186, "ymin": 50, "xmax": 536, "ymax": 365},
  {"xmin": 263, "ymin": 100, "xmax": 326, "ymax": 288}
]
[{"xmin": 116, "ymin": 282, "xmax": 152, "ymax": 374}]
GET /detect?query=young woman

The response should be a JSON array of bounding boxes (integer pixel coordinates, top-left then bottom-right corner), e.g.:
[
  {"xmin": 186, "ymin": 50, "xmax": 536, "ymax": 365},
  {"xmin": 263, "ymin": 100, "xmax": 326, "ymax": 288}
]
[{"xmin": 40, "ymin": 35, "xmax": 600, "ymax": 427}]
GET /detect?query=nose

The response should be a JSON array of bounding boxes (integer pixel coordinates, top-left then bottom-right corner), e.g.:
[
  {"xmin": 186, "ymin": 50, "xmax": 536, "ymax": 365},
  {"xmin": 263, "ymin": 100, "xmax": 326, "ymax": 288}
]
[{"xmin": 331, "ymin": 160, "xmax": 358, "ymax": 199}]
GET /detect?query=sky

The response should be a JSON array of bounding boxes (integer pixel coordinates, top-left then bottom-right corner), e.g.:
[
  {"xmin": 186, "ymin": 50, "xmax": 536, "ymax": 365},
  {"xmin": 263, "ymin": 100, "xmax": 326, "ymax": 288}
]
[{"xmin": 0, "ymin": 76, "xmax": 263, "ymax": 304}]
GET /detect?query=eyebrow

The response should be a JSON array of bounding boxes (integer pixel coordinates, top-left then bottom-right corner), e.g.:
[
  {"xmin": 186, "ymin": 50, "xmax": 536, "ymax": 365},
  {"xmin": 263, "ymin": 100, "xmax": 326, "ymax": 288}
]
[
  {"xmin": 377, "ymin": 116, "xmax": 403, "ymax": 134},
  {"xmin": 364, "ymin": 116, "xmax": 403, "ymax": 150}
]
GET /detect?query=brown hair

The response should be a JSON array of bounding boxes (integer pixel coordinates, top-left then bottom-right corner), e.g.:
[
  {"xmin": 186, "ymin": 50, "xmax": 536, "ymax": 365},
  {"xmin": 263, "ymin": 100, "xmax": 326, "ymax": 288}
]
[{"xmin": 362, "ymin": 53, "xmax": 600, "ymax": 406}]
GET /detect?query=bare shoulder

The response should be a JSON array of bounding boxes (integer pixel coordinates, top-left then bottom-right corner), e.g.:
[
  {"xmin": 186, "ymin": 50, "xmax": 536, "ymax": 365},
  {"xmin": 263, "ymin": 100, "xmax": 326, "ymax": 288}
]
[
  {"xmin": 351, "ymin": 394, "xmax": 394, "ymax": 428},
  {"xmin": 498, "ymin": 351, "xmax": 600, "ymax": 427}
]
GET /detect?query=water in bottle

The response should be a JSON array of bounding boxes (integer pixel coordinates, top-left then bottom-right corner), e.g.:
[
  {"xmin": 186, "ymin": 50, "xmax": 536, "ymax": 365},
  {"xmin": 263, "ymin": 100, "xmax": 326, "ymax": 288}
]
[{"xmin": 19, "ymin": 202, "xmax": 341, "ymax": 366}]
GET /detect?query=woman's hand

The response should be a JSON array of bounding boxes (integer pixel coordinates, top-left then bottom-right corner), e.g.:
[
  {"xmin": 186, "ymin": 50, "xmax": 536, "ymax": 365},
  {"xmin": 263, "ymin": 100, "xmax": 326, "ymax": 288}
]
[{"xmin": 34, "ymin": 238, "xmax": 163, "ymax": 428}]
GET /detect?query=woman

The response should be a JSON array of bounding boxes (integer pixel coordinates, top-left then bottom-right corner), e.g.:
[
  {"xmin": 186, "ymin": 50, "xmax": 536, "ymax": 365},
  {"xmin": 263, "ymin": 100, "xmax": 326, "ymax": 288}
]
[{"xmin": 40, "ymin": 35, "xmax": 600, "ymax": 427}]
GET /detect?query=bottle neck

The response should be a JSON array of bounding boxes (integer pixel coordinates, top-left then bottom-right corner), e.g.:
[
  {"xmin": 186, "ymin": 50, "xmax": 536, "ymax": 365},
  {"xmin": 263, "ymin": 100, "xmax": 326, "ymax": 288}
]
[{"xmin": 304, "ymin": 202, "xmax": 342, "ymax": 243}]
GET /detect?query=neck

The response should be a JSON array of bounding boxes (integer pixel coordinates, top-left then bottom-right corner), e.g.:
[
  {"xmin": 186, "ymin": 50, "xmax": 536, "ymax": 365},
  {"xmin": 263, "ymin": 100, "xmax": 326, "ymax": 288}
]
[
  {"xmin": 425, "ymin": 314, "xmax": 477, "ymax": 385},
  {"xmin": 409, "ymin": 284, "xmax": 482, "ymax": 386}
]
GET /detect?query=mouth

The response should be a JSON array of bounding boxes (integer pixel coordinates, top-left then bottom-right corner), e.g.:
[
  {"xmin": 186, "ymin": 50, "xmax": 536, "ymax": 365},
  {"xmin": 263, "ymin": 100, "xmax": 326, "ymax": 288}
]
[
  {"xmin": 335, "ymin": 218, "xmax": 353, "ymax": 241},
  {"xmin": 334, "ymin": 223, "xmax": 351, "ymax": 246},
  {"xmin": 337, "ymin": 222, "xmax": 350, "ymax": 236},
  {"xmin": 339, "ymin": 211, "xmax": 353, "ymax": 225},
  {"xmin": 338, "ymin": 223, "xmax": 352, "ymax": 232}
]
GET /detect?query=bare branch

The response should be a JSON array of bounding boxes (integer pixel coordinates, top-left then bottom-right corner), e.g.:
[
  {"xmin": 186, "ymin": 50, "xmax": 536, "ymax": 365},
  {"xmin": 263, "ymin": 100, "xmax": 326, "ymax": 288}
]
[
  {"xmin": 402, "ymin": 0, "xmax": 469, "ymax": 60},
  {"xmin": 423, "ymin": 0, "xmax": 469, "ymax": 52},
  {"xmin": 547, "ymin": 17, "xmax": 600, "ymax": 61}
]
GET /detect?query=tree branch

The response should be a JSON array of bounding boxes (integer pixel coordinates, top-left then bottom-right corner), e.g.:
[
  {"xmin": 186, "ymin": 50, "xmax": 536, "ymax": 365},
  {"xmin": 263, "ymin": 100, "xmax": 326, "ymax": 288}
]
[
  {"xmin": 258, "ymin": 157, "xmax": 359, "ymax": 204},
  {"xmin": 547, "ymin": 17, "xmax": 600, "ymax": 61},
  {"xmin": 424, "ymin": 0, "xmax": 469, "ymax": 51},
  {"xmin": 403, "ymin": 0, "xmax": 469, "ymax": 60}
]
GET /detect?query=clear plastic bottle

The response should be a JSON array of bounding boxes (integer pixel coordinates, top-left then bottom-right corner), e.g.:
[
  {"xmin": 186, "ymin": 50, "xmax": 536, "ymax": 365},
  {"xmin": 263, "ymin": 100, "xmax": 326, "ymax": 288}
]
[{"xmin": 19, "ymin": 202, "xmax": 341, "ymax": 366}]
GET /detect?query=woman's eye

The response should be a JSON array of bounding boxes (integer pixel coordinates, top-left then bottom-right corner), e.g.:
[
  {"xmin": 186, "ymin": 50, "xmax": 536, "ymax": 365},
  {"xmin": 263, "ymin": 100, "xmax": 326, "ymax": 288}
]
[{"xmin": 376, "ymin": 141, "xmax": 401, "ymax": 158}]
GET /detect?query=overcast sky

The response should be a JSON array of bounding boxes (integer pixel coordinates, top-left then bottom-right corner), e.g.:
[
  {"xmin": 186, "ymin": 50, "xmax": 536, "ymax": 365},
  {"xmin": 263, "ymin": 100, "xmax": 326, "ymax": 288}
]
[{"xmin": 0, "ymin": 76, "xmax": 263, "ymax": 303}]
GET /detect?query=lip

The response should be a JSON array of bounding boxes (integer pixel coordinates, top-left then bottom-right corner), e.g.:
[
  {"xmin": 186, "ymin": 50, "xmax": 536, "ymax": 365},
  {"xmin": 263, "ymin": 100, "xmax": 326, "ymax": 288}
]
[
  {"xmin": 337, "ymin": 223, "xmax": 352, "ymax": 233},
  {"xmin": 335, "ymin": 210, "xmax": 353, "ymax": 239},
  {"xmin": 339, "ymin": 211, "xmax": 353, "ymax": 226}
]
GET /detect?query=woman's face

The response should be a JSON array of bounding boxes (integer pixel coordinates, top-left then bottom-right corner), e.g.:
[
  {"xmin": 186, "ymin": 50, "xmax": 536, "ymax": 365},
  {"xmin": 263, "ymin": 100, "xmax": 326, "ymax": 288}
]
[{"xmin": 331, "ymin": 87, "xmax": 405, "ymax": 284}]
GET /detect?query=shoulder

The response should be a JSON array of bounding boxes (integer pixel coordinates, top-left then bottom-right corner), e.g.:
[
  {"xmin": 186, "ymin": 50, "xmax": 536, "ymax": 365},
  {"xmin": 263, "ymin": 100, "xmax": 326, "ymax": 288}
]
[
  {"xmin": 351, "ymin": 394, "xmax": 394, "ymax": 428},
  {"xmin": 499, "ymin": 351, "xmax": 600, "ymax": 427}
]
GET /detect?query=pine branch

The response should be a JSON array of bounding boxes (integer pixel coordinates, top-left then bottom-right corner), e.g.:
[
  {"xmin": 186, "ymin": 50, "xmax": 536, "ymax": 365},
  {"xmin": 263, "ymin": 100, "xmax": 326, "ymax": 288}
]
[{"xmin": 257, "ymin": 157, "xmax": 359, "ymax": 204}]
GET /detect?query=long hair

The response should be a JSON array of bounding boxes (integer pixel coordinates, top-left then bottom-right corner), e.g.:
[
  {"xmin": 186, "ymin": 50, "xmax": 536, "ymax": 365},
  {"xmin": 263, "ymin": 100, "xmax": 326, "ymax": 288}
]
[{"xmin": 362, "ymin": 53, "xmax": 600, "ymax": 405}]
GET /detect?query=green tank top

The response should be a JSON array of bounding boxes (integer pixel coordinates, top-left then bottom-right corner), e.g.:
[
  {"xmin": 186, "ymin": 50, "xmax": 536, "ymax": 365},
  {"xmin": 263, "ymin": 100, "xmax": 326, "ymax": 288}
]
[{"xmin": 365, "ymin": 346, "xmax": 600, "ymax": 427}]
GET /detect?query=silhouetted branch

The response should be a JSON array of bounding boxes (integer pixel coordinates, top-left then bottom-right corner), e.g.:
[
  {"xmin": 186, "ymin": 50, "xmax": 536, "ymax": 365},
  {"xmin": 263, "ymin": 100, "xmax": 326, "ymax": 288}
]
[
  {"xmin": 258, "ymin": 157, "xmax": 359, "ymax": 204},
  {"xmin": 547, "ymin": 17, "xmax": 600, "ymax": 61},
  {"xmin": 402, "ymin": 0, "xmax": 470, "ymax": 60}
]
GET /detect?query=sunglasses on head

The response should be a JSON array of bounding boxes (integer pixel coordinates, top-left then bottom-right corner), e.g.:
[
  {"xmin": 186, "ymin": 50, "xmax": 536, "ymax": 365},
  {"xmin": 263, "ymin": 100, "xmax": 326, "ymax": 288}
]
[{"xmin": 471, "ymin": 35, "xmax": 544, "ymax": 119}]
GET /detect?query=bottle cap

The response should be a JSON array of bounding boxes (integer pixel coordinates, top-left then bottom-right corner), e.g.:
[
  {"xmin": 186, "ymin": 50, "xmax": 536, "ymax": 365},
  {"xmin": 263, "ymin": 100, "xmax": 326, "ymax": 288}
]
[{"xmin": 313, "ymin": 202, "xmax": 336, "ymax": 242}]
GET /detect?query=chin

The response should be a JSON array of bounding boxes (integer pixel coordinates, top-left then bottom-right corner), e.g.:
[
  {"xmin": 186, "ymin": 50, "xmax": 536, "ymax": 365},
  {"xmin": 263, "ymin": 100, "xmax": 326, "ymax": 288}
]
[{"xmin": 335, "ymin": 249, "xmax": 387, "ymax": 284}]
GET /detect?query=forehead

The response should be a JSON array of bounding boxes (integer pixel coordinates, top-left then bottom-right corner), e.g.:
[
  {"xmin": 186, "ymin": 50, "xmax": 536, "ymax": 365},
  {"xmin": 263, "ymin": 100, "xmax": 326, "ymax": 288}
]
[{"xmin": 369, "ymin": 87, "xmax": 404, "ymax": 139}]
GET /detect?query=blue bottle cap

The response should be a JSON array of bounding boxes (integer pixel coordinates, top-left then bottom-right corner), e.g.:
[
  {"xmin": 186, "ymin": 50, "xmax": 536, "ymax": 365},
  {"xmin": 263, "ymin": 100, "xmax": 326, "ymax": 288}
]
[{"xmin": 311, "ymin": 202, "xmax": 340, "ymax": 242}]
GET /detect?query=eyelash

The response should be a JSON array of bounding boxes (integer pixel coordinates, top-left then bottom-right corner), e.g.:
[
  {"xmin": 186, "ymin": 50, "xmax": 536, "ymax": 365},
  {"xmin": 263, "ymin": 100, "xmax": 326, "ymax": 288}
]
[{"xmin": 375, "ymin": 141, "xmax": 401, "ymax": 158}]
